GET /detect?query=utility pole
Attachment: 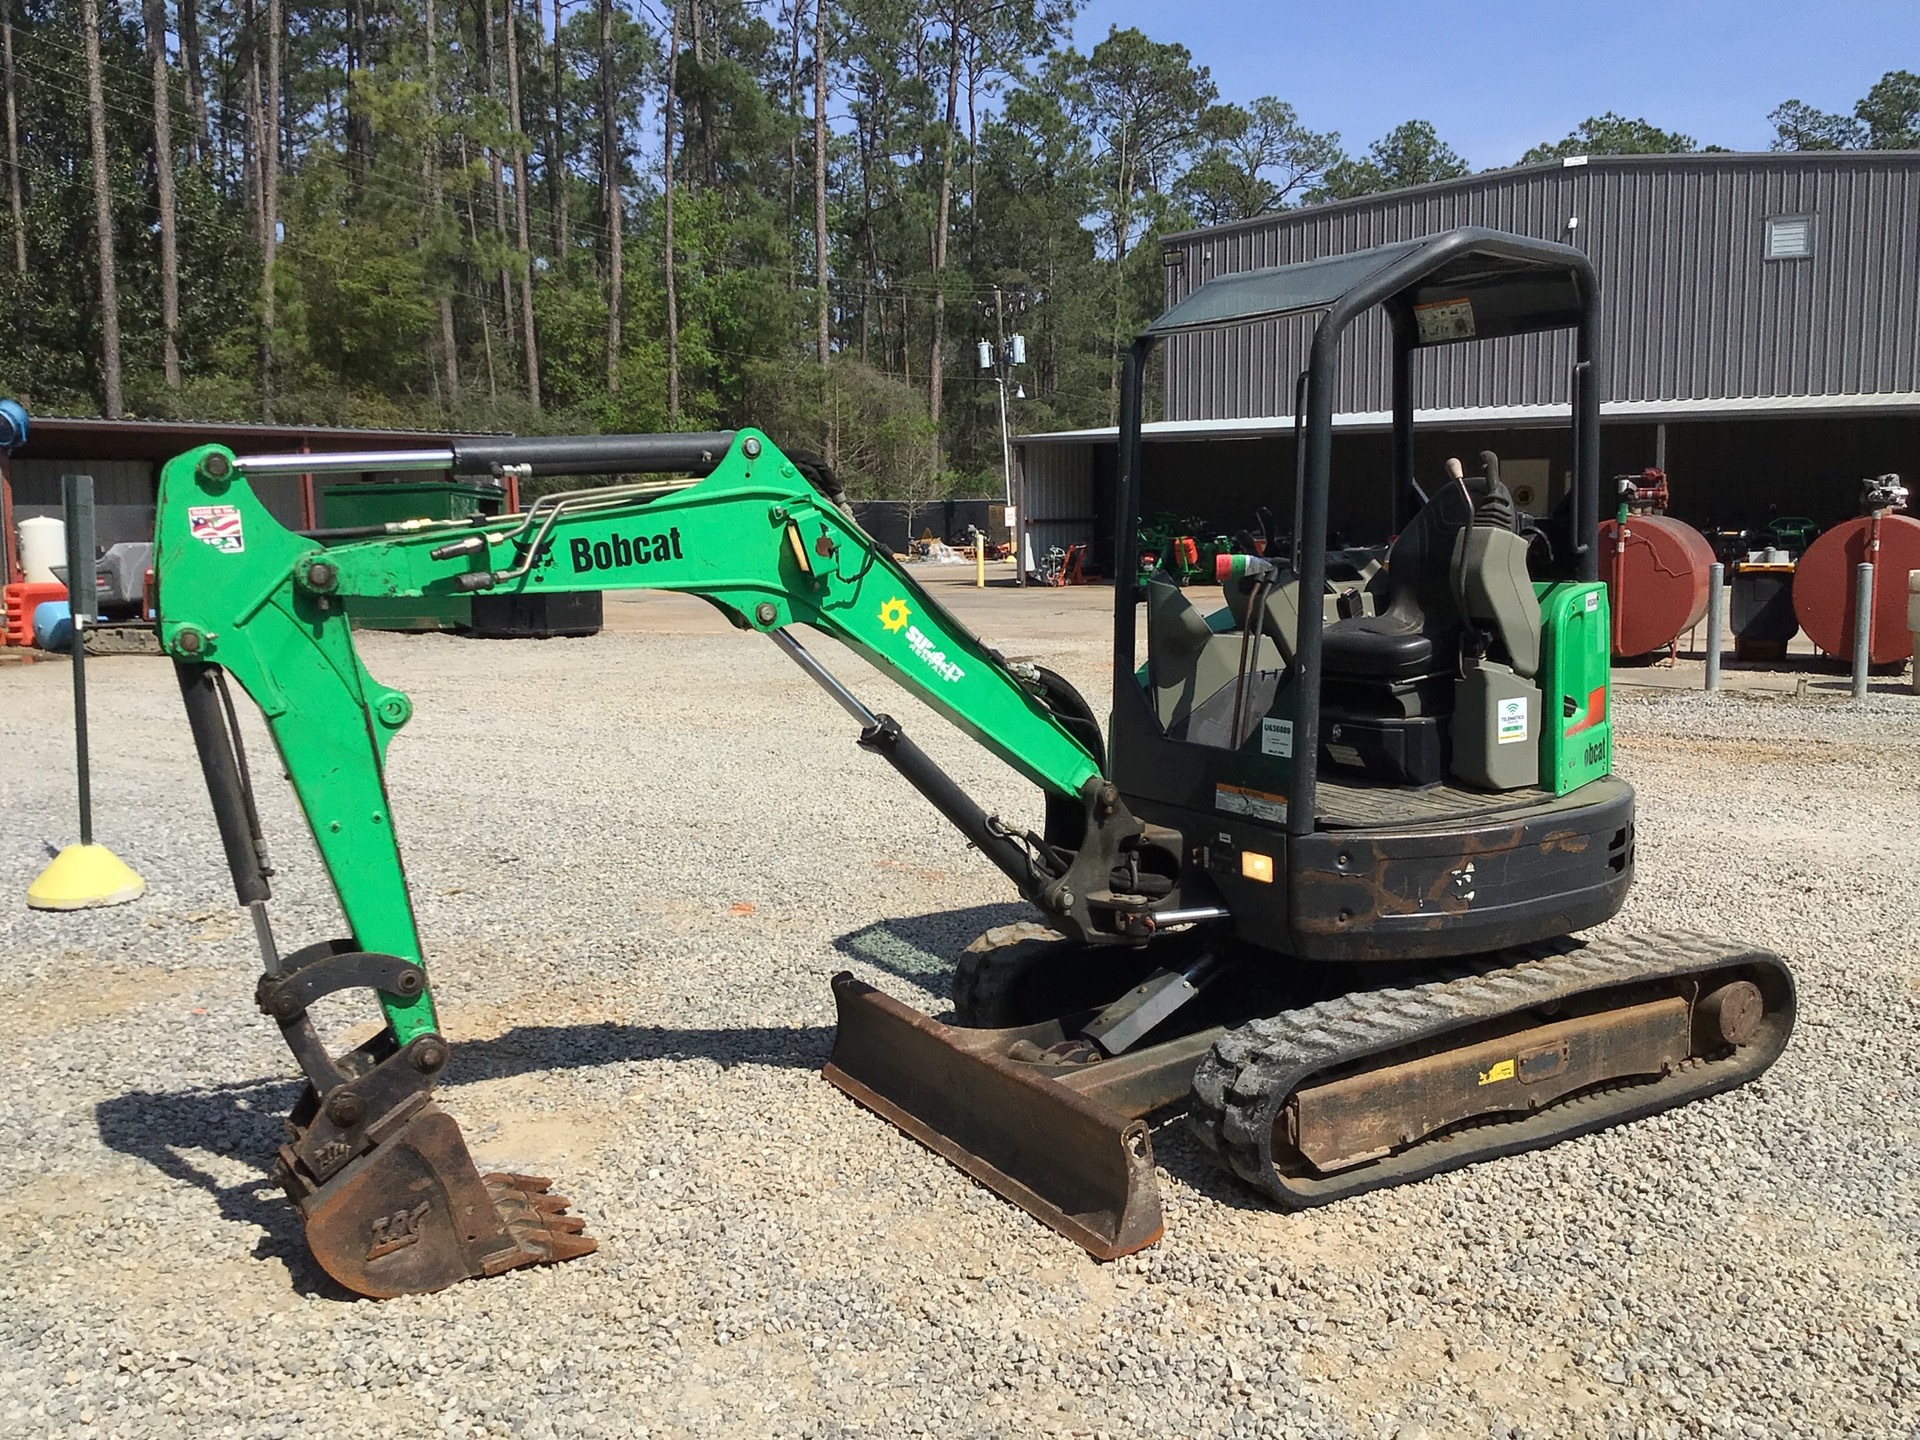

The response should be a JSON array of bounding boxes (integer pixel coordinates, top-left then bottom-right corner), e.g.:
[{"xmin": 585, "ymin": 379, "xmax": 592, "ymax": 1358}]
[{"xmin": 982, "ymin": 286, "xmax": 1026, "ymax": 586}]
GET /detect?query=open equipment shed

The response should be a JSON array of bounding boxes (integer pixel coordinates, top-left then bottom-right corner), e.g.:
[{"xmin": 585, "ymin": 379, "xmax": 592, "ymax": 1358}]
[{"xmin": 1016, "ymin": 150, "xmax": 1920, "ymax": 570}]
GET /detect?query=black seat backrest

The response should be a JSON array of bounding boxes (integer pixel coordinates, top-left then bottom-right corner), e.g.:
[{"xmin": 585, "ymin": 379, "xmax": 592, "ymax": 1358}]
[{"xmin": 1375, "ymin": 476, "xmax": 1510, "ymax": 638}]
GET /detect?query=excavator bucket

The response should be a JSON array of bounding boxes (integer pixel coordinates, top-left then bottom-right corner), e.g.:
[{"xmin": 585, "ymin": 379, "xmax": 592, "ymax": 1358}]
[
  {"xmin": 282, "ymin": 1099, "xmax": 596, "ymax": 1299},
  {"xmin": 823, "ymin": 973, "xmax": 1164, "ymax": 1260}
]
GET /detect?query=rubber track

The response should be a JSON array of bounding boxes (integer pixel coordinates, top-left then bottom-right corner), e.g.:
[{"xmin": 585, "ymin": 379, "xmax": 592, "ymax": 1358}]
[
  {"xmin": 950, "ymin": 923, "xmax": 1071, "ymax": 1028},
  {"xmin": 1188, "ymin": 930, "xmax": 1795, "ymax": 1209}
]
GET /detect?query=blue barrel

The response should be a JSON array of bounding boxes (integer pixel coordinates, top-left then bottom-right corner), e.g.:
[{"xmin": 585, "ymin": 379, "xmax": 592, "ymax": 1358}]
[{"xmin": 32, "ymin": 599, "xmax": 74, "ymax": 650}]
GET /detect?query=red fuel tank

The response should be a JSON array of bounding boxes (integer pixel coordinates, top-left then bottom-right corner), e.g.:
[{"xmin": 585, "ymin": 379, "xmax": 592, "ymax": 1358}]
[
  {"xmin": 1599, "ymin": 514, "xmax": 1717, "ymax": 658},
  {"xmin": 1792, "ymin": 512, "xmax": 1920, "ymax": 664}
]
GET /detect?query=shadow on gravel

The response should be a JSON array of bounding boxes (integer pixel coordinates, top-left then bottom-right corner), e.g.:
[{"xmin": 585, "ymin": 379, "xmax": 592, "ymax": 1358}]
[
  {"xmin": 92, "ymin": 1076, "xmax": 352, "ymax": 1299},
  {"xmin": 95, "ymin": 1019, "xmax": 836, "ymax": 1299},
  {"xmin": 833, "ymin": 900, "xmax": 1030, "ymax": 998},
  {"xmin": 95, "ymin": 902, "xmax": 1282, "ymax": 1298},
  {"xmin": 445, "ymin": 1020, "xmax": 835, "ymax": 1081}
]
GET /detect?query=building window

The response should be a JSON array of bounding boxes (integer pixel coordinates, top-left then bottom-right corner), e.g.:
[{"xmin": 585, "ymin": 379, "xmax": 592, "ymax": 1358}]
[{"xmin": 1765, "ymin": 214, "xmax": 1815, "ymax": 260}]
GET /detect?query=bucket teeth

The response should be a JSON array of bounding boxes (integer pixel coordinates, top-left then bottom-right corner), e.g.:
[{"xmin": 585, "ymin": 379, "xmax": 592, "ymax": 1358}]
[
  {"xmin": 293, "ymin": 1102, "xmax": 599, "ymax": 1296},
  {"xmin": 484, "ymin": 1172, "xmax": 599, "ymax": 1262}
]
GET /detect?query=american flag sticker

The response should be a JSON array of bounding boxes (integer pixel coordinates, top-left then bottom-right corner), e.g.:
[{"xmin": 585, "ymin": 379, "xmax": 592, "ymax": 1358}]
[{"xmin": 188, "ymin": 504, "xmax": 245, "ymax": 553}]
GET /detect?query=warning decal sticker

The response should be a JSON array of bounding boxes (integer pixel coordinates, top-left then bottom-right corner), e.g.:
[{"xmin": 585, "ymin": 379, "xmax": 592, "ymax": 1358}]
[
  {"xmin": 1215, "ymin": 782, "xmax": 1287, "ymax": 824},
  {"xmin": 188, "ymin": 505, "xmax": 245, "ymax": 553},
  {"xmin": 1413, "ymin": 297, "xmax": 1475, "ymax": 344}
]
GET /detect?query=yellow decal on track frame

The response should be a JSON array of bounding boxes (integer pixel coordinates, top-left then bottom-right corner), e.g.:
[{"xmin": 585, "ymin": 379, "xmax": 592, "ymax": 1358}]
[
  {"xmin": 879, "ymin": 597, "xmax": 911, "ymax": 632},
  {"xmin": 1477, "ymin": 1058, "xmax": 1516, "ymax": 1086}
]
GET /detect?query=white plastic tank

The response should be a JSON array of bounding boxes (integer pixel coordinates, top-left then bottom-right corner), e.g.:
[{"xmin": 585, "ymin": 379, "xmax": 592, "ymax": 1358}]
[{"xmin": 17, "ymin": 515, "xmax": 65, "ymax": 584}]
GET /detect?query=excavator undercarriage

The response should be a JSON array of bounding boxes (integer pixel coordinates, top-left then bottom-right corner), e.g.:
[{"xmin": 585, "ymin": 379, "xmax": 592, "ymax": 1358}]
[{"xmin": 828, "ymin": 928, "xmax": 1792, "ymax": 1258}]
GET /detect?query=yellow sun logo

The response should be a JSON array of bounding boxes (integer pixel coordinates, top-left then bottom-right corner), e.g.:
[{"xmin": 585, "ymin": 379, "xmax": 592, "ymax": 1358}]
[{"xmin": 878, "ymin": 597, "xmax": 912, "ymax": 633}]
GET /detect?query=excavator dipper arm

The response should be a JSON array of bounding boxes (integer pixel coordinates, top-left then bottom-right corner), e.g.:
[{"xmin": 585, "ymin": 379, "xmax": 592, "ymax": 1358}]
[{"xmin": 154, "ymin": 430, "xmax": 1169, "ymax": 1295}]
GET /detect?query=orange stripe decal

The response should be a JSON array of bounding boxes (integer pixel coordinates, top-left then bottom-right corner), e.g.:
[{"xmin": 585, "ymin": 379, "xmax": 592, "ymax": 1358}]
[{"xmin": 1566, "ymin": 686, "xmax": 1607, "ymax": 737}]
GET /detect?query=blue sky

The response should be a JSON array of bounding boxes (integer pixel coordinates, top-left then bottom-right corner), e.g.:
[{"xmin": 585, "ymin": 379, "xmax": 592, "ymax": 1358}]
[{"xmin": 1070, "ymin": 1, "xmax": 1916, "ymax": 168}]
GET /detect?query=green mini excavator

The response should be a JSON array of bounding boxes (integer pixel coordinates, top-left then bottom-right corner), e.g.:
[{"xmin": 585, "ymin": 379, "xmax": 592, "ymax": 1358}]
[{"xmin": 151, "ymin": 228, "xmax": 1793, "ymax": 1297}]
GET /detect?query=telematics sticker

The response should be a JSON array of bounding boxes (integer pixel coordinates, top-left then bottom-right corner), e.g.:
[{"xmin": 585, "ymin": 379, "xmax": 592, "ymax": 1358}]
[
  {"xmin": 1260, "ymin": 717, "xmax": 1294, "ymax": 758},
  {"xmin": 188, "ymin": 505, "xmax": 245, "ymax": 553},
  {"xmin": 1497, "ymin": 696, "xmax": 1529, "ymax": 744}
]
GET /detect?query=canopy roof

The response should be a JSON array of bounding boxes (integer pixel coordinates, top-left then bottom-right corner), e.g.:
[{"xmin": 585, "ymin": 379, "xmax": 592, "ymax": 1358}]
[{"xmin": 1145, "ymin": 227, "xmax": 1592, "ymax": 345}]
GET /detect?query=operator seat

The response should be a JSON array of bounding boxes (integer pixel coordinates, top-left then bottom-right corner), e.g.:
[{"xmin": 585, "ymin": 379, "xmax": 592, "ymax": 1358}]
[
  {"xmin": 1321, "ymin": 469, "xmax": 1540, "ymax": 687},
  {"xmin": 1225, "ymin": 564, "xmax": 1380, "ymax": 668},
  {"xmin": 1316, "ymin": 459, "xmax": 1543, "ymax": 785}
]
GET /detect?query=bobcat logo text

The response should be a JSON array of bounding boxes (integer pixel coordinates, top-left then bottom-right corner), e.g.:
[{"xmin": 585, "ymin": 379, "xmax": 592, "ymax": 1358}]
[{"xmin": 569, "ymin": 528, "xmax": 685, "ymax": 573}]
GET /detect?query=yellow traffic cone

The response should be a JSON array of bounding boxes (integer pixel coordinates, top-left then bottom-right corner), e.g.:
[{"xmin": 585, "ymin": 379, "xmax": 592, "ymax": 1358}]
[{"xmin": 28, "ymin": 842, "xmax": 145, "ymax": 910}]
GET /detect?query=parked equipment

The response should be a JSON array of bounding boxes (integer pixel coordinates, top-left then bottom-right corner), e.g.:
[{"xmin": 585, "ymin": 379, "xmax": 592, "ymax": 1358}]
[
  {"xmin": 1137, "ymin": 513, "xmax": 1207, "ymax": 587},
  {"xmin": 1793, "ymin": 476, "xmax": 1918, "ymax": 666},
  {"xmin": 1730, "ymin": 560, "xmax": 1798, "ymax": 661},
  {"xmin": 1764, "ymin": 515, "xmax": 1821, "ymax": 559},
  {"xmin": 51, "ymin": 540, "xmax": 164, "ymax": 654},
  {"xmin": 469, "ymin": 589, "xmax": 604, "ymax": 638},
  {"xmin": 1038, "ymin": 542, "xmax": 1088, "ymax": 587},
  {"xmin": 1598, "ymin": 469, "xmax": 1717, "ymax": 659},
  {"xmin": 151, "ymin": 228, "xmax": 1794, "ymax": 1299}
]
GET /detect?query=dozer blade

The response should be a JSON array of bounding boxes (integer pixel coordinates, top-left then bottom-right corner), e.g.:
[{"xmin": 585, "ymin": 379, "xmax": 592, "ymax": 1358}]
[
  {"xmin": 286, "ymin": 1101, "xmax": 596, "ymax": 1298},
  {"xmin": 823, "ymin": 972, "xmax": 1164, "ymax": 1260}
]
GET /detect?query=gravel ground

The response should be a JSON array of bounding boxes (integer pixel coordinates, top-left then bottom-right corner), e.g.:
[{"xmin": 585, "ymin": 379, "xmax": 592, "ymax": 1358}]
[{"xmin": 2, "ymin": 592, "xmax": 1917, "ymax": 1440}]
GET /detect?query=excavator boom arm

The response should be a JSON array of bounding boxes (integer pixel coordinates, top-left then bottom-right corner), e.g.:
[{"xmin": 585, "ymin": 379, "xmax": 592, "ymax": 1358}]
[
  {"xmin": 148, "ymin": 428, "xmax": 1150, "ymax": 1297},
  {"xmin": 155, "ymin": 430, "xmax": 1103, "ymax": 1047}
]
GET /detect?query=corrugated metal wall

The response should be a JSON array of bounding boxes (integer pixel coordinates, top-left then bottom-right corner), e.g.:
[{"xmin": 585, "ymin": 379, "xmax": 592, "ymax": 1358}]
[
  {"xmin": 1019, "ymin": 442, "xmax": 1100, "ymax": 560},
  {"xmin": 1162, "ymin": 154, "xmax": 1920, "ymax": 421},
  {"xmin": 10, "ymin": 458, "xmax": 328, "ymax": 543},
  {"xmin": 9, "ymin": 458, "xmax": 158, "ymax": 547}
]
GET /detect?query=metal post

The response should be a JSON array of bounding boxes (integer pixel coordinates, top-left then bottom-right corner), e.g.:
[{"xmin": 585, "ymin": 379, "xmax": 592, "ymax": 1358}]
[
  {"xmin": 992, "ymin": 285, "xmax": 1024, "ymax": 589},
  {"xmin": 1852, "ymin": 562, "xmax": 1873, "ymax": 700},
  {"xmin": 26, "ymin": 467, "xmax": 143, "ymax": 911},
  {"xmin": 995, "ymin": 373, "xmax": 1013, "ymax": 507},
  {"xmin": 62, "ymin": 474, "xmax": 98, "ymax": 844},
  {"xmin": 1909, "ymin": 569, "xmax": 1920, "ymax": 697},
  {"xmin": 1000, "ymin": 374, "xmax": 1023, "ymax": 589},
  {"xmin": 1704, "ymin": 562, "xmax": 1724, "ymax": 691},
  {"xmin": 298, "ymin": 437, "xmax": 316, "ymax": 530}
]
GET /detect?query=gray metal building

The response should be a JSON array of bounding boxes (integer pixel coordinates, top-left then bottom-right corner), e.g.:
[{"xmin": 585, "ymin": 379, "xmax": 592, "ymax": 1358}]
[{"xmin": 1016, "ymin": 151, "xmax": 1920, "ymax": 566}]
